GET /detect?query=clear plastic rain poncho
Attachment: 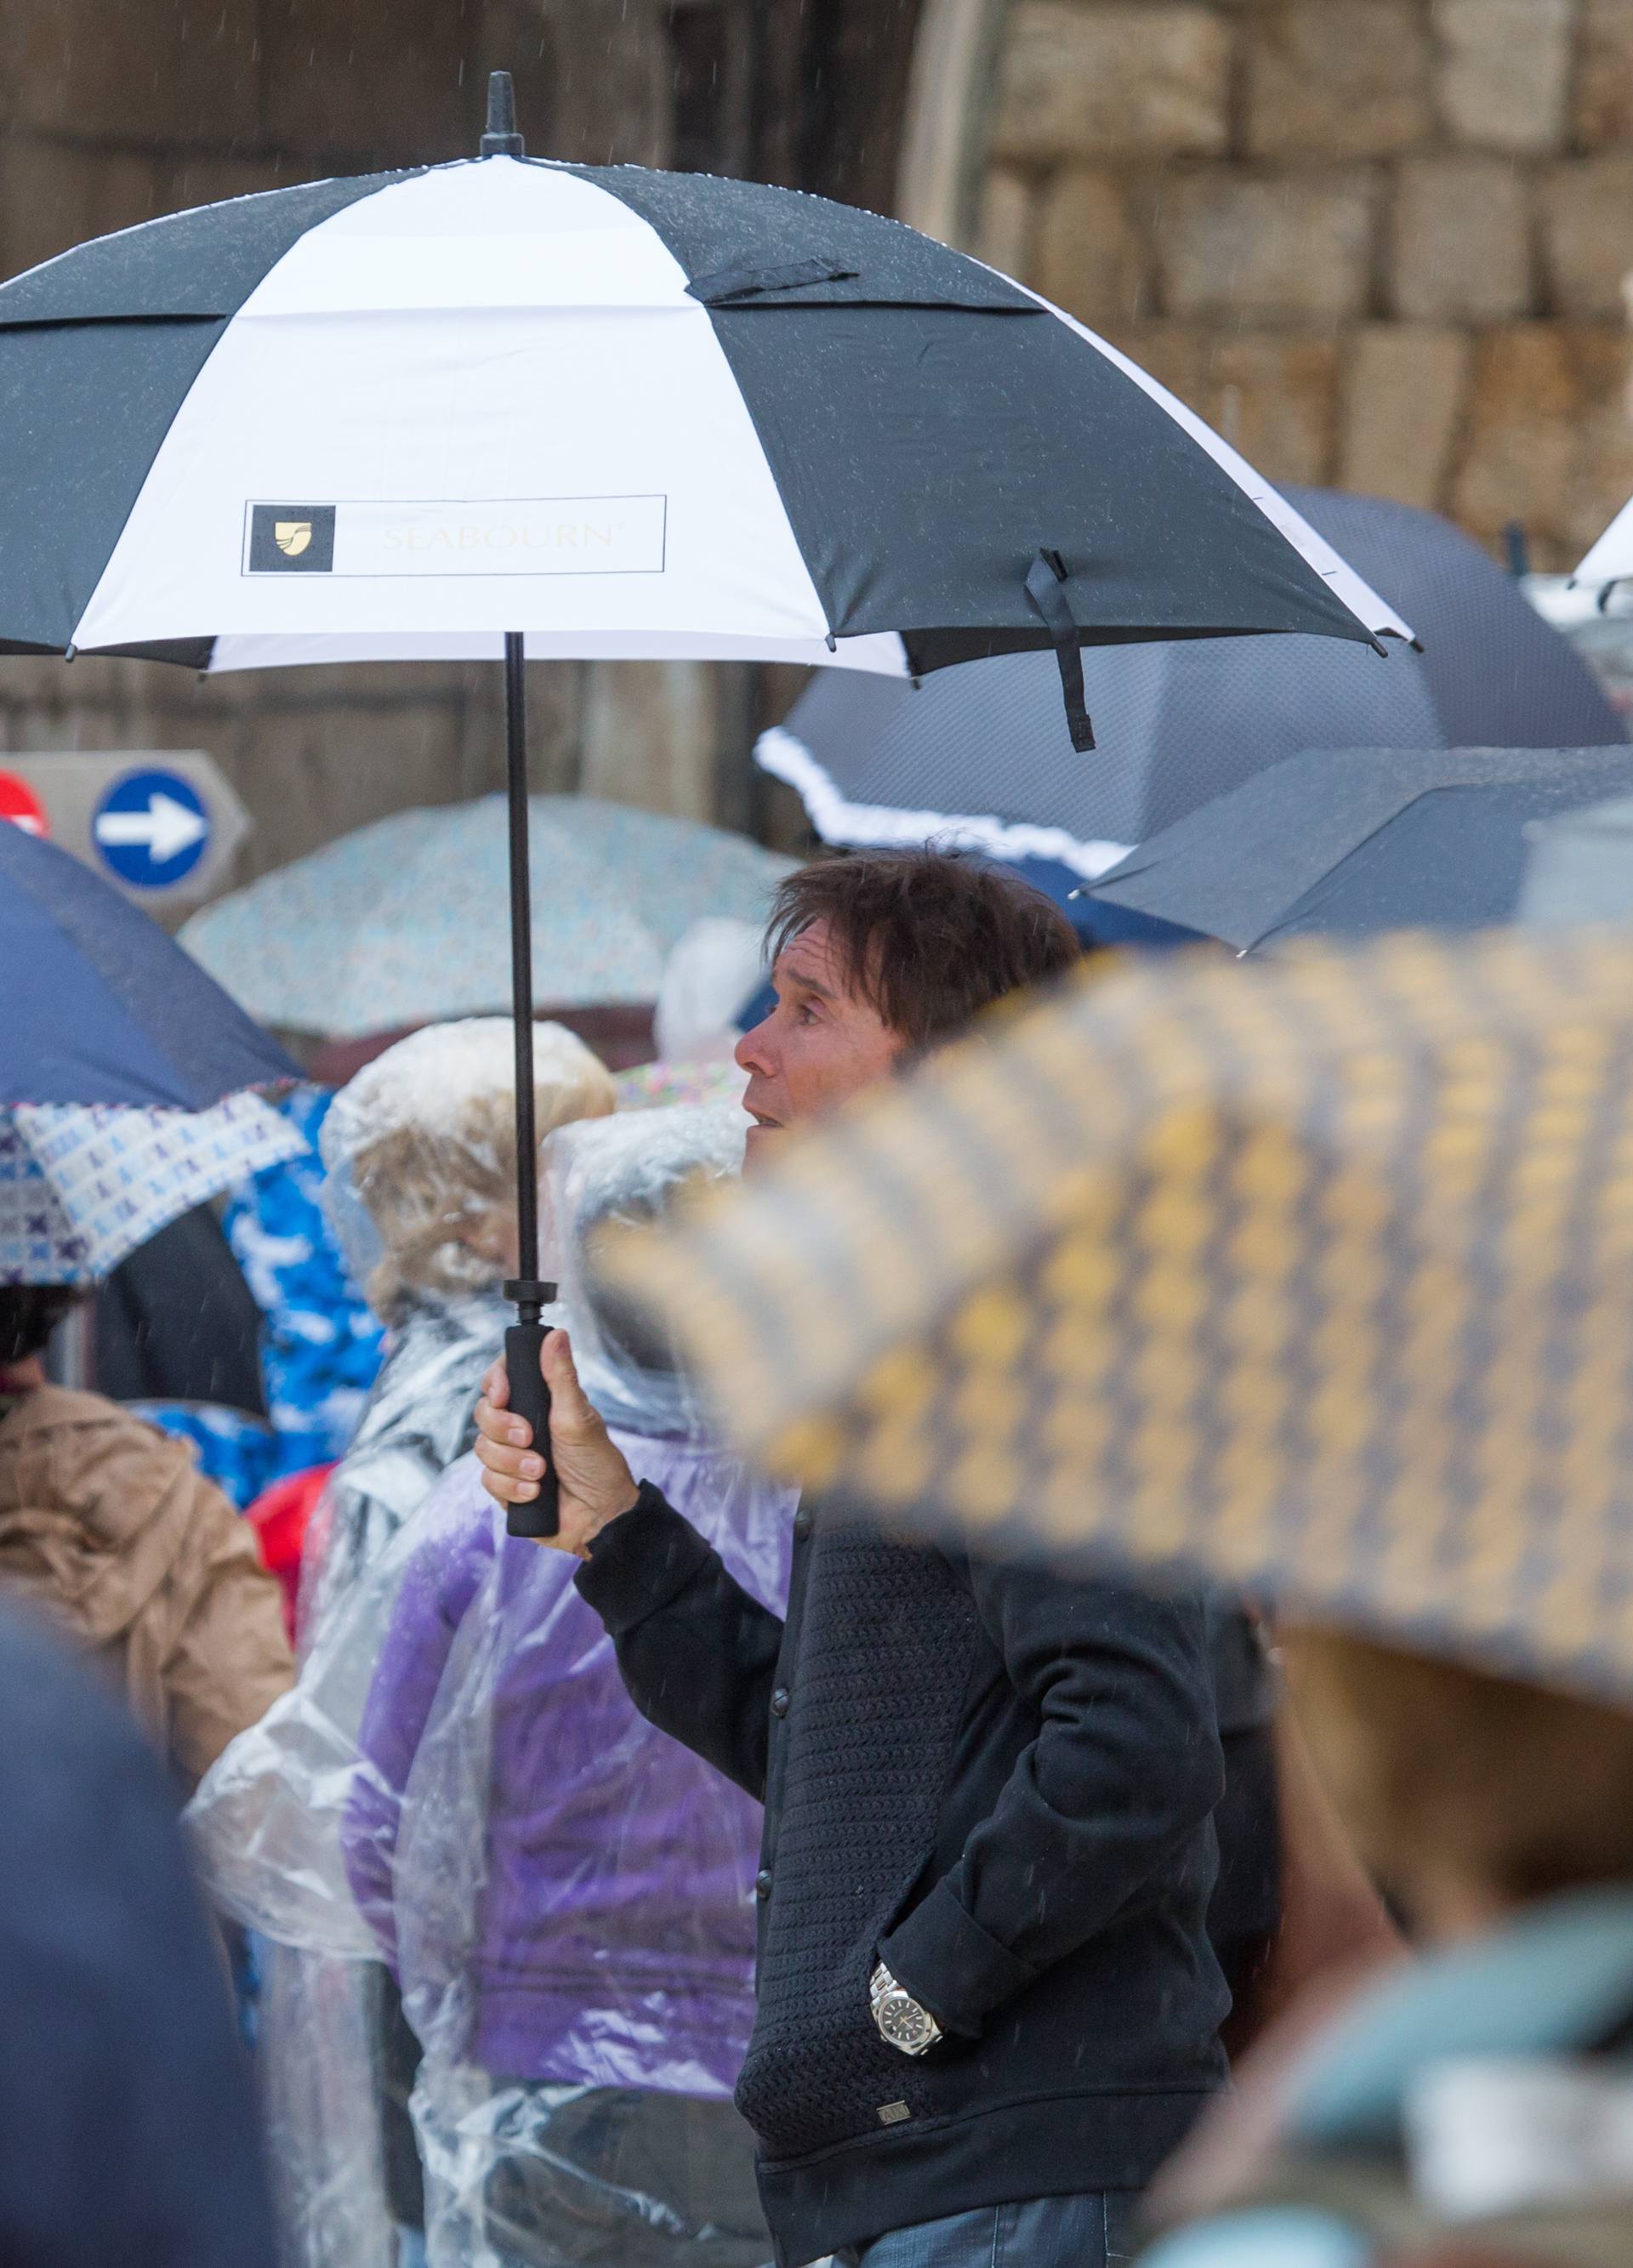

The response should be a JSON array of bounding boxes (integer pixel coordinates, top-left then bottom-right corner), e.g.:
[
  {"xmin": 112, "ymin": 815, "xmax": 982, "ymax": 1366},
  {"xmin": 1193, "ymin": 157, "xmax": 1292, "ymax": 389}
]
[
  {"xmin": 188, "ymin": 1100, "xmax": 794, "ymax": 2268},
  {"xmin": 196, "ymin": 1015, "xmax": 616, "ymax": 2267},
  {"xmin": 304, "ymin": 1018, "xmax": 616, "ymax": 1642}
]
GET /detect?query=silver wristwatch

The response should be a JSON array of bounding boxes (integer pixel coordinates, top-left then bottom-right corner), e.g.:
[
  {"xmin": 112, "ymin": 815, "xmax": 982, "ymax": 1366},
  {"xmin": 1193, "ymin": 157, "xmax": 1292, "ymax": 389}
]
[{"xmin": 870, "ymin": 1961, "xmax": 944, "ymax": 2056}]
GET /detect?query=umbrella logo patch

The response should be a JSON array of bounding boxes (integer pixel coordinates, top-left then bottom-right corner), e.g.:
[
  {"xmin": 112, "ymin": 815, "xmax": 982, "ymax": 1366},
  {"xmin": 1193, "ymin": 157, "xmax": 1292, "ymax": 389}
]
[
  {"xmin": 243, "ymin": 497, "xmax": 666, "ymax": 578},
  {"xmin": 245, "ymin": 503, "xmax": 336, "ymax": 573}
]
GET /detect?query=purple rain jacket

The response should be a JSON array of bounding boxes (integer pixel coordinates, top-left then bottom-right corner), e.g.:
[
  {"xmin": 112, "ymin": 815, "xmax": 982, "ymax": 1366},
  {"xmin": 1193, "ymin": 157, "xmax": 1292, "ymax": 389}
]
[{"xmin": 341, "ymin": 1435, "xmax": 794, "ymax": 2097}]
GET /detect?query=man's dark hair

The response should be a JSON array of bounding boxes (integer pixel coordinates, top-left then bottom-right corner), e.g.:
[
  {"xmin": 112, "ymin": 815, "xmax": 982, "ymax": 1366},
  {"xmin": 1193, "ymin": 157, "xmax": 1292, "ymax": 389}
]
[
  {"xmin": 764, "ymin": 849, "xmax": 1082, "ymax": 1049},
  {"xmin": 0, "ymin": 1286, "xmax": 78, "ymax": 1366}
]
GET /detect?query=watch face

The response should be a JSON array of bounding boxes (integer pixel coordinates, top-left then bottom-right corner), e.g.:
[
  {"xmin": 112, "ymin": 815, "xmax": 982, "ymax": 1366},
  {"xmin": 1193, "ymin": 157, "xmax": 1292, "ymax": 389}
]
[{"xmin": 878, "ymin": 1991, "xmax": 935, "ymax": 2051}]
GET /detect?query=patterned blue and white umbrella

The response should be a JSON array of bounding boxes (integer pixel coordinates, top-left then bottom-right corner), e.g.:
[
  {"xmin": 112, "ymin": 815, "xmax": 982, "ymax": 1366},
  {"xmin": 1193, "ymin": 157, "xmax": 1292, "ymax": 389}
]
[
  {"xmin": 180, "ymin": 794, "xmax": 795, "ymax": 1038},
  {"xmin": 1, "ymin": 1094, "xmax": 304, "ymax": 1287}
]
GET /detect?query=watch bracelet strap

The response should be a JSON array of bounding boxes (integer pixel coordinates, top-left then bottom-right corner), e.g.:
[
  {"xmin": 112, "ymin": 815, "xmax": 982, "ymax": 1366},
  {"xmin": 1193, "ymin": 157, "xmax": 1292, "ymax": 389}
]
[{"xmin": 871, "ymin": 1959, "xmax": 943, "ymax": 2045}]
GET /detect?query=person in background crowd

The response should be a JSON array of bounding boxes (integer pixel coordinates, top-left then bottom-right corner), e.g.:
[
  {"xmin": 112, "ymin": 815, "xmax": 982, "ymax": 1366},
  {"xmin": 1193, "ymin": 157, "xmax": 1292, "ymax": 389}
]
[
  {"xmin": 241, "ymin": 1015, "xmax": 614, "ymax": 2268},
  {"xmin": 129, "ymin": 1087, "xmax": 389, "ymax": 1518},
  {"xmin": 95, "ymin": 1201, "xmax": 269, "ymax": 1416},
  {"xmin": 0, "ymin": 1598, "xmax": 278, "ymax": 2268},
  {"xmin": 1207, "ymin": 1611, "xmax": 1401, "ymax": 2064},
  {"xmin": 304, "ymin": 1016, "xmax": 616, "ymax": 1642},
  {"xmin": 0, "ymin": 1282, "xmax": 293, "ymax": 1791},
  {"xmin": 476, "ymin": 850, "xmax": 1230, "ymax": 2268},
  {"xmin": 226, "ymin": 1083, "xmax": 388, "ymax": 1479},
  {"xmin": 1143, "ymin": 1632, "xmax": 1633, "ymax": 2268},
  {"xmin": 343, "ymin": 1102, "xmax": 787, "ymax": 2268}
]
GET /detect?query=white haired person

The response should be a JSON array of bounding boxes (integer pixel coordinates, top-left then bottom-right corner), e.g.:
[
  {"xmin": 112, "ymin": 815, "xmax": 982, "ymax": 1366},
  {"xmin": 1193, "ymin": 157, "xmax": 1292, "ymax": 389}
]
[
  {"xmin": 339, "ymin": 1103, "xmax": 790, "ymax": 2268},
  {"xmin": 306, "ymin": 1018, "xmax": 614, "ymax": 1645}
]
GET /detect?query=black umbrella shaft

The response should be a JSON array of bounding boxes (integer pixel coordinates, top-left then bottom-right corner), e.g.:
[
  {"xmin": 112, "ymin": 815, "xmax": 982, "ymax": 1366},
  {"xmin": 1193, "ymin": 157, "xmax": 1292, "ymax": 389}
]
[
  {"xmin": 505, "ymin": 631, "xmax": 540, "ymax": 1306},
  {"xmin": 503, "ymin": 634, "xmax": 560, "ymax": 1539}
]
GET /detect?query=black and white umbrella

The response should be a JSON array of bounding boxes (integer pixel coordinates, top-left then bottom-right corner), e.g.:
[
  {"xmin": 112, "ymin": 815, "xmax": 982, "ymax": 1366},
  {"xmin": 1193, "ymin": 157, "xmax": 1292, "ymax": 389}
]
[{"xmin": 0, "ymin": 73, "xmax": 1411, "ymax": 1526}]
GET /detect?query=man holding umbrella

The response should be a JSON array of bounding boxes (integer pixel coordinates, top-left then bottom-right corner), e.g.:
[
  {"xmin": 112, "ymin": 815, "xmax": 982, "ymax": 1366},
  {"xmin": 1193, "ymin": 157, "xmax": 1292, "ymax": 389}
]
[
  {"xmin": 612, "ymin": 918, "xmax": 1633, "ymax": 2268},
  {"xmin": 475, "ymin": 848, "xmax": 1232, "ymax": 2268},
  {"xmin": 0, "ymin": 78, "xmax": 1413, "ymax": 2266}
]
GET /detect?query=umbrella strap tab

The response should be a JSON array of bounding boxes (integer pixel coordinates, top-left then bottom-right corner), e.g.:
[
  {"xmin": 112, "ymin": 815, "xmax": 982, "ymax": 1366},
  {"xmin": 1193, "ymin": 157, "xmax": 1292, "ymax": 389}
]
[
  {"xmin": 688, "ymin": 258, "xmax": 859, "ymax": 305},
  {"xmin": 1026, "ymin": 548, "xmax": 1095, "ymax": 754}
]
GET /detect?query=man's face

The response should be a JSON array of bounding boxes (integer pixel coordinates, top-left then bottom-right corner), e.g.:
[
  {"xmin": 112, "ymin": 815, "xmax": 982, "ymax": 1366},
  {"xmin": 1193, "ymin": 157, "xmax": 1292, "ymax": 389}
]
[{"xmin": 735, "ymin": 917, "xmax": 905, "ymax": 1166}]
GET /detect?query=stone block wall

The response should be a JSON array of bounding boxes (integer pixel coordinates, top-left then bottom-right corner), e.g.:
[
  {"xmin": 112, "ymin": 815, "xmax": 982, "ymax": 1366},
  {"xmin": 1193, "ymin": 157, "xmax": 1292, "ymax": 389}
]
[{"xmin": 978, "ymin": 0, "xmax": 1633, "ymax": 566}]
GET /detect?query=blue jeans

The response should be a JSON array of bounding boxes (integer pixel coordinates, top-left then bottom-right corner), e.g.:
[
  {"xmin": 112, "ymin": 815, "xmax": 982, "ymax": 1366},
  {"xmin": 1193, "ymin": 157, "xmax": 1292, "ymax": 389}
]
[{"xmin": 834, "ymin": 2192, "xmax": 1138, "ymax": 2268}]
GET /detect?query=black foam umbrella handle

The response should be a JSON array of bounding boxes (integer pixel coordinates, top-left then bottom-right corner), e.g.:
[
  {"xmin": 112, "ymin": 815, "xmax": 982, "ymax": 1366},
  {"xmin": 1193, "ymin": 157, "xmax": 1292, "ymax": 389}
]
[{"xmin": 504, "ymin": 1320, "xmax": 560, "ymax": 1538}]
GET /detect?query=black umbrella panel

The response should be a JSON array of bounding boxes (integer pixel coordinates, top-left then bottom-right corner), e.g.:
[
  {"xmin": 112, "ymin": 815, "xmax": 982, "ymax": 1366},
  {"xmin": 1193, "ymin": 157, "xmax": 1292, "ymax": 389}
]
[
  {"xmin": 0, "ymin": 72, "xmax": 1414, "ymax": 1530},
  {"xmin": 1084, "ymin": 744, "xmax": 1633, "ymax": 953}
]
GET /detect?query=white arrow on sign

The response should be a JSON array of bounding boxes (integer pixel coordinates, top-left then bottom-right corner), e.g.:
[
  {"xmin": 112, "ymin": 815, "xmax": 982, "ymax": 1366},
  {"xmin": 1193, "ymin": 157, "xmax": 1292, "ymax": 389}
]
[{"xmin": 94, "ymin": 792, "xmax": 209, "ymax": 864}]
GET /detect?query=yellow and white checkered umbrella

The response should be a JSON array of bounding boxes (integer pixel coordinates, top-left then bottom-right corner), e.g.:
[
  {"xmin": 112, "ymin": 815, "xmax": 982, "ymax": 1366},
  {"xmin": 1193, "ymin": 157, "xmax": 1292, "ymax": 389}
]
[{"xmin": 612, "ymin": 929, "xmax": 1633, "ymax": 1703}]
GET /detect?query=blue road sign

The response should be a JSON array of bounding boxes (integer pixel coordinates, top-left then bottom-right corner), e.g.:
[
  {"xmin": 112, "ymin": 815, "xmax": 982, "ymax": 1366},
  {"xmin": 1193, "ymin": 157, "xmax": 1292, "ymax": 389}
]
[{"xmin": 93, "ymin": 768, "xmax": 211, "ymax": 888}]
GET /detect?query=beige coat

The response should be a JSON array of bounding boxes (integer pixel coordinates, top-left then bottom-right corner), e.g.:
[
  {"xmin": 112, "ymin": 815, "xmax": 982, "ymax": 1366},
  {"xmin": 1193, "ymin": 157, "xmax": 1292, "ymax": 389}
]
[{"xmin": 0, "ymin": 1386, "xmax": 293, "ymax": 1786}]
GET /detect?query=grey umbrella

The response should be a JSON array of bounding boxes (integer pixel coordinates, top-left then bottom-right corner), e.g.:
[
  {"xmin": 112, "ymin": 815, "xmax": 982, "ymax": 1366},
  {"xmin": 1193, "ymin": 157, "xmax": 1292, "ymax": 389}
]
[
  {"xmin": 758, "ymin": 487, "xmax": 1624, "ymax": 876},
  {"xmin": 1519, "ymin": 793, "xmax": 1633, "ymax": 926},
  {"xmin": 1084, "ymin": 745, "xmax": 1633, "ymax": 953}
]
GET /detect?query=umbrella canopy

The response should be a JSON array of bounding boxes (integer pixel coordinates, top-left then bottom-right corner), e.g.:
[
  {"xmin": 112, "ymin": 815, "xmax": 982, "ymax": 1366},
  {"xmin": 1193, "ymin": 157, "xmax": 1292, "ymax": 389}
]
[
  {"xmin": 758, "ymin": 487, "xmax": 1619, "ymax": 880},
  {"xmin": 1, "ymin": 1094, "xmax": 303, "ymax": 1287},
  {"xmin": 0, "ymin": 68, "xmax": 1409, "ymax": 1532},
  {"xmin": 3, "ymin": 821, "xmax": 297, "ymax": 1108},
  {"xmin": 2, "ymin": 821, "xmax": 302, "ymax": 1282},
  {"xmin": 0, "ymin": 134, "xmax": 1406, "ymax": 694},
  {"xmin": 607, "ymin": 928, "xmax": 1633, "ymax": 1705},
  {"xmin": 1083, "ymin": 744, "xmax": 1633, "ymax": 952},
  {"xmin": 179, "ymin": 795, "xmax": 794, "ymax": 1038}
]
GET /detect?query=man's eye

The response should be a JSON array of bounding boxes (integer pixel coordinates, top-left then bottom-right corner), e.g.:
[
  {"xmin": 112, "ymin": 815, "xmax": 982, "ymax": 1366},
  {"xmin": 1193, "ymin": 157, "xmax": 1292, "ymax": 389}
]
[{"xmin": 796, "ymin": 1001, "xmax": 819, "ymax": 1024}]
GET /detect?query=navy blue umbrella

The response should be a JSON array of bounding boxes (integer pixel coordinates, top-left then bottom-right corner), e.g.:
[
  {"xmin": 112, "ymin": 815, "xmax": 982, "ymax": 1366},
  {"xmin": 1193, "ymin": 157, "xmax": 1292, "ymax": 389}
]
[
  {"xmin": 2, "ymin": 821, "xmax": 295, "ymax": 1108},
  {"xmin": 1000, "ymin": 851, "xmax": 1206, "ymax": 951}
]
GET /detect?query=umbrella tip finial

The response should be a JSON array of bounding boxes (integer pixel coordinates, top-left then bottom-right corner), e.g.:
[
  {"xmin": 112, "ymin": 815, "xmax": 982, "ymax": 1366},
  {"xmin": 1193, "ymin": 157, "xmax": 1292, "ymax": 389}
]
[{"xmin": 480, "ymin": 70, "xmax": 525, "ymax": 158}]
